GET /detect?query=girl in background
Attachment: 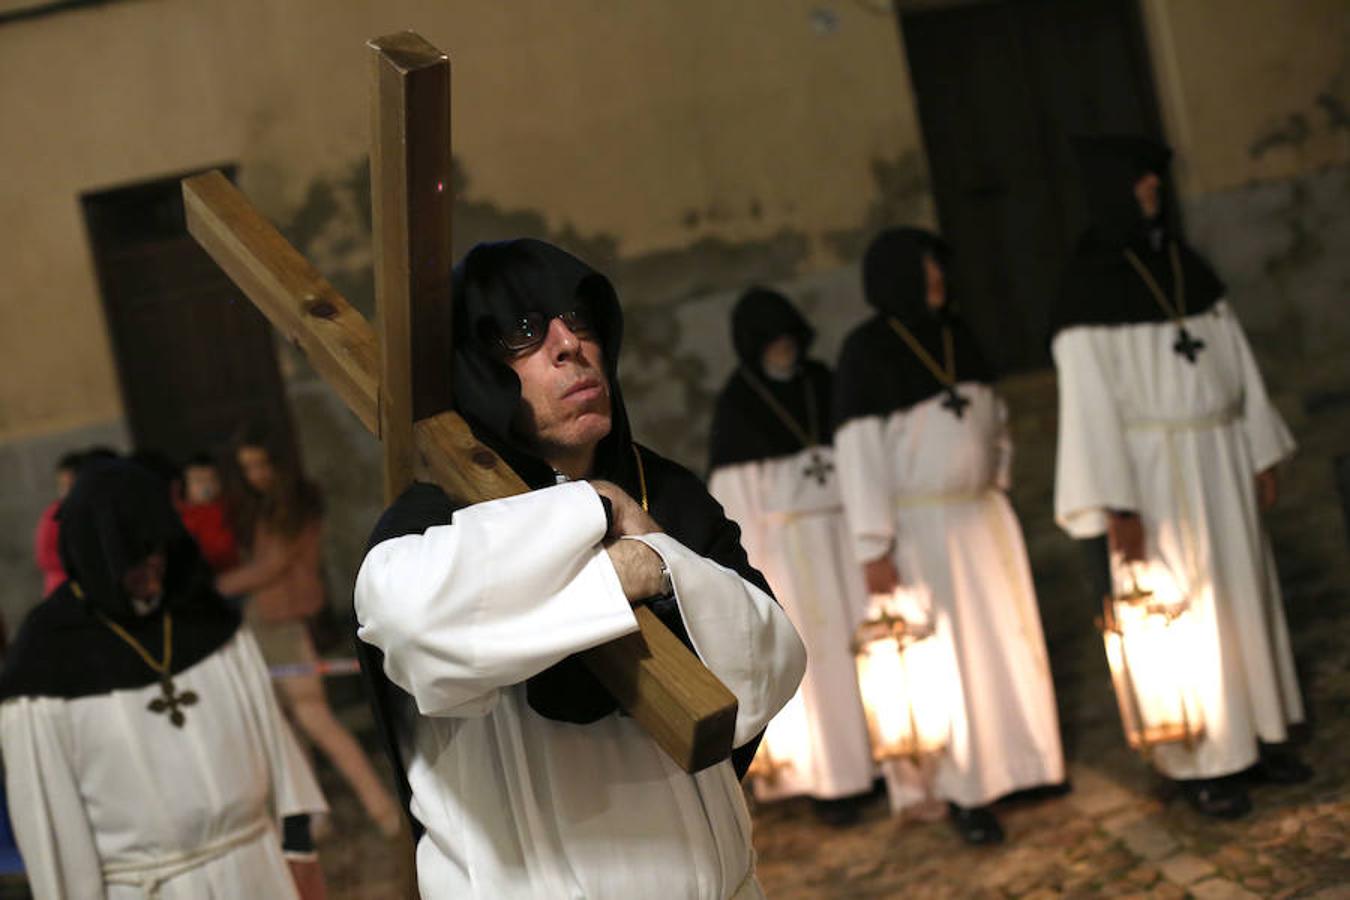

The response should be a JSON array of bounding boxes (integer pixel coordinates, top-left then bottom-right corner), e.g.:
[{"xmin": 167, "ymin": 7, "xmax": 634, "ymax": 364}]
[{"xmin": 218, "ymin": 429, "xmax": 400, "ymax": 839}]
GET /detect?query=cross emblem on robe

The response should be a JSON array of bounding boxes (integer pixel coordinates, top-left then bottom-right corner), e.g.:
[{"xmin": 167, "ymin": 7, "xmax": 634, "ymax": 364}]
[
  {"xmin": 802, "ymin": 450, "xmax": 833, "ymax": 486},
  {"xmin": 147, "ymin": 677, "xmax": 198, "ymax": 728},
  {"xmin": 179, "ymin": 32, "xmax": 735, "ymax": 774},
  {"xmin": 941, "ymin": 388, "xmax": 970, "ymax": 418},
  {"xmin": 1173, "ymin": 327, "xmax": 1205, "ymax": 364}
]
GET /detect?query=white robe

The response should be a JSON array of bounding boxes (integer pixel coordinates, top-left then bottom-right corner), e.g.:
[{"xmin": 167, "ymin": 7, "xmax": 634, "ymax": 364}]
[
  {"xmin": 835, "ymin": 383, "xmax": 1065, "ymax": 808},
  {"xmin": 1, "ymin": 629, "xmax": 326, "ymax": 899},
  {"xmin": 709, "ymin": 447, "xmax": 875, "ymax": 801},
  {"xmin": 1053, "ymin": 300, "xmax": 1302, "ymax": 779},
  {"xmin": 355, "ymin": 480, "xmax": 805, "ymax": 900}
]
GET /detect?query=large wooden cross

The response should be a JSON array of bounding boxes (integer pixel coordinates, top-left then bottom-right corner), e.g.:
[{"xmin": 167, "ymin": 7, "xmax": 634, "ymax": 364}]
[{"xmin": 181, "ymin": 32, "xmax": 737, "ymax": 773}]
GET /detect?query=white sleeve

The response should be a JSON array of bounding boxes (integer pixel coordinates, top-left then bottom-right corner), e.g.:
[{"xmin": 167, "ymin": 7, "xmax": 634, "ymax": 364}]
[
  {"xmin": 1, "ymin": 698, "xmax": 105, "ymax": 899},
  {"xmin": 354, "ymin": 481, "xmax": 639, "ymax": 718},
  {"xmin": 707, "ymin": 463, "xmax": 766, "ymax": 572},
  {"xmin": 834, "ymin": 416, "xmax": 896, "ymax": 563},
  {"xmin": 1052, "ymin": 327, "xmax": 1140, "ymax": 538},
  {"xmin": 626, "ymin": 533, "xmax": 806, "ymax": 748},
  {"xmin": 230, "ymin": 631, "xmax": 327, "ymax": 819},
  {"xmin": 1225, "ymin": 308, "xmax": 1296, "ymax": 472}
]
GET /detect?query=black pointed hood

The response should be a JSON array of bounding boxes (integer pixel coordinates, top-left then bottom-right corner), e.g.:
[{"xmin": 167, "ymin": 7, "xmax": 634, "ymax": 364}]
[
  {"xmin": 450, "ymin": 238, "xmax": 642, "ymax": 496},
  {"xmin": 862, "ymin": 227, "xmax": 951, "ymax": 326},
  {"xmin": 58, "ymin": 458, "xmax": 204, "ymax": 620},
  {"xmin": 709, "ymin": 288, "xmax": 832, "ymax": 471},
  {"xmin": 1052, "ymin": 136, "xmax": 1225, "ymax": 336},
  {"xmin": 1073, "ymin": 134, "xmax": 1174, "ymax": 248},
  {"xmin": 731, "ymin": 286, "xmax": 815, "ymax": 372},
  {"xmin": 0, "ymin": 459, "xmax": 240, "ymax": 702},
  {"xmin": 835, "ymin": 229, "xmax": 992, "ymax": 429}
]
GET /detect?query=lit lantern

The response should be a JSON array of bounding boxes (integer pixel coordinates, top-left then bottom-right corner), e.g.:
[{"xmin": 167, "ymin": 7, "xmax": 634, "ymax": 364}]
[
  {"xmin": 745, "ymin": 689, "xmax": 808, "ymax": 790},
  {"xmin": 853, "ymin": 596, "xmax": 950, "ymax": 762},
  {"xmin": 1098, "ymin": 563, "xmax": 1205, "ymax": 756}
]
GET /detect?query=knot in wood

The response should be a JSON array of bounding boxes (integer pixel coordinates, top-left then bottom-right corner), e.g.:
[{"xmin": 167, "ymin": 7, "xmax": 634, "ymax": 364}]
[
  {"xmin": 471, "ymin": 449, "xmax": 497, "ymax": 469},
  {"xmin": 302, "ymin": 295, "xmax": 338, "ymax": 319}
]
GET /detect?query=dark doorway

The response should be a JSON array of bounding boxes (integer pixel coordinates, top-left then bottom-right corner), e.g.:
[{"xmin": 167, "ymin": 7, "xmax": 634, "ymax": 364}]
[
  {"xmin": 82, "ymin": 168, "xmax": 298, "ymax": 465},
  {"xmin": 900, "ymin": 0, "xmax": 1164, "ymax": 372}
]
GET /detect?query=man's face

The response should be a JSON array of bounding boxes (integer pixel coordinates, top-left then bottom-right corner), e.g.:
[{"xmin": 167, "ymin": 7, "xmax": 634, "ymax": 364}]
[
  {"xmin": 760, "ymin": 335, "xmax": 799, "ymax": 376},
  {"xmin": 56, "ymin": 468, "xmax": 76, "ymax": 500},
  {"xmin": 923, "ymin": 254, "xmax": 946, "ymax": 311},
  {"xmin": 122, "ymin": 550, "xmax": 167, "ymax": 616},
  {"xmin": 505, "ymin": 316, "xmax": 613, "ymax": 467},
  {"xmin": 1134, "ymin": 171, "xmax": 1161, "ymax": 220}
]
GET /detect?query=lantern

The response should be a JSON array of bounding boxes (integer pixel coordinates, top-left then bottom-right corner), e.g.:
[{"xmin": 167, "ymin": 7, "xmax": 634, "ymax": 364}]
[
  {"xmin": 853, "ymin": 594, "xmax": 950, "ymax": 762},
  {"xmin": 1098, "ymin": 562, "xmax": 1205, "ymax": 755},
  {"xmin": 745, "ymin": 689, "xmax": 808, "ymax": 790}
]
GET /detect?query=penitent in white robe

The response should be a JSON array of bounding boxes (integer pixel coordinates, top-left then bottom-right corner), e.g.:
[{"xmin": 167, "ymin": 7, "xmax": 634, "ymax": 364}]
[
  {"xmin": 1053, "ymin": 300, "xmax": 1302, "ymax": 780},
  {"xmin": 709, "ymin": 446, "xmax": 875, "ymax": 801},
  {"xmin": 1, "ymin": 629, "xmax": 326, "ymax": 899},
  {"xmin": 835, "ymin": 384, "xmax": 1065, "ymax": 809},
  {"xmin": 355, "ymin": 480, "xmax": 805, "ymax": 900}
]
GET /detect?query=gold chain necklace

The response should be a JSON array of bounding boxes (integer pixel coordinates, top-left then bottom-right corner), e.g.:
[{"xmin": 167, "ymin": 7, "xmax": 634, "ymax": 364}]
[
  {"xmin": 632, "ymin": 444, "xmax": 650, "ymax": 513},
  {"xmin": 886, "ymin": 318, "xmax": 970, "ymax": 418},
  {"xmin": 73, "ymin": 582, "xmax": 199, "ymax": 728},
  {"xmin": 735, "ymin": 367, "xmax": 834, "ymax": 485},
  {"xmin": 737, "ymin": 366, "xmax": 819, "ymax": 448},
  {"xmin": 1123, "ymin": 242, "xmax": 1205, "ymax": 363}
]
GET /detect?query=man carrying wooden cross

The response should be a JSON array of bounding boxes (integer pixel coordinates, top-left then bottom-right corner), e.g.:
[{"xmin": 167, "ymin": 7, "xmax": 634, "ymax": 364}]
[{"xmin": 354, "ymin": 238, "xmax": 807, "ymax": 899}]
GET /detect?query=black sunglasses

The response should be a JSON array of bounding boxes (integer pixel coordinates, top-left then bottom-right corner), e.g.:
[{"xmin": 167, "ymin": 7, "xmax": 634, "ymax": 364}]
[{"xmin": 493, "ymin": 308, "xmax": 597, "ymax": 354}]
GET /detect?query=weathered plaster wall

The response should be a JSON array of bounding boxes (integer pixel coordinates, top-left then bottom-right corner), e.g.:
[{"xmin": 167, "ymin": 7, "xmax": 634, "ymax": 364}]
[
  {"xmin": 0, "ymin": 0, "xmax": 928, "ymax": 442},
  {"xmin": 1143, "ymin": 0, "xmax": 1350, "ymax": 353},
  {"xmin": 0, "ymin": 0, "xmax": 928, "ymax": 626},
  {"xmin": 1143, "ymin": 0, "xmax": 1350, "ymax": 195}
]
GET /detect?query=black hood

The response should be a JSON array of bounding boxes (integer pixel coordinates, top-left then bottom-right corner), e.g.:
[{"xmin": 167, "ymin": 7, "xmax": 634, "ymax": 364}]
[
  {"xmin": 710, "ymin": 289, "xmax": 832, "ymax": 471},
  {"xmin": 0, "ymin": 459, "xmax": 240, "ymax": 702},
  {"xmin": 1072, "ymin": 134, "xmax": 1174, "ymax": 249},
  {"xmin": 731, "ymin": 286, "xmax": 815, "ymax": 373},
  {"xmin": 59, "ymin": 458, "xmax": 209, "ymax": 621},
  {"xmin": 862, "ymin": 227, "xmax": 951, "ymax": 327},
  {"xmin": 1052, "ymin": 136, "xmax": 1225, "ymax": 335},
  {"xmin": 835, "ymin": 228, "xmax": 991, "ymax": 428},
  {"xmin": 451, "ymin": 239, "xmax": 641, "ymax": 495}
]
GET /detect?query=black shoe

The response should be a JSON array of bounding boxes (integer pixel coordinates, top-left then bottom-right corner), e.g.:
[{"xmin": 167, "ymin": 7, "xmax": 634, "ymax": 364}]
[
  {"xmin": 1178, "ymin": 778, "xmax": 1252, "ymax": 819},
  {"xmin": 948, "ymin": 803, "xmax": 1004, "ymax": 845},
  {"xmin": 812, "ymin": 798, "xmax": 862, "ymax": 828},
  {"xmin": 1251, "ymin": 745, "xmax": 1314, "ymax": 785}
]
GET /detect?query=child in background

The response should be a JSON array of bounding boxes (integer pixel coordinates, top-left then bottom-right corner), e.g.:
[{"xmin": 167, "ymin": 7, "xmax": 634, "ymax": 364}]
[
  {"xmin": 178, "ymin": 453, "xmax": 241, "ymax": 572},
  {"xmin": 34, "ymin": 446, "xmax": 118, "ymax": 597}
]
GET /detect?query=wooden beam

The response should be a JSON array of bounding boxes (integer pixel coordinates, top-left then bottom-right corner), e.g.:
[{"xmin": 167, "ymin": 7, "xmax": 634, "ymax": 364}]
[
  {"xmin": 182, "ymin": 171, "xmax": 379, "ymax": 434},
  {"xmin": 370, "ymin": 32, "xmax": 455, "ymax": 503},
  {"xmin": 182, "ymin": 170, "xmax": 739, "ymax": 773}
]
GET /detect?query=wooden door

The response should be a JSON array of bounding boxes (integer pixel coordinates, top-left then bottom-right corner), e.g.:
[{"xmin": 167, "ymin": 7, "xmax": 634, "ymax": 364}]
[
  {"xmin": 82, "ymin": 170, "xmax": 297, "ymax": 464},
  {"xmin": 900, "ymin": 0, "xmax": 1164, "ymax": 371}
]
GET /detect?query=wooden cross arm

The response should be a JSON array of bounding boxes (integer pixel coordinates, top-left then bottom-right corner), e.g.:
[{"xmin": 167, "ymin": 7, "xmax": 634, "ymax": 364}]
[{"xmin": 181, "ymin": 171, "xmax": 740, "ymax": 772}]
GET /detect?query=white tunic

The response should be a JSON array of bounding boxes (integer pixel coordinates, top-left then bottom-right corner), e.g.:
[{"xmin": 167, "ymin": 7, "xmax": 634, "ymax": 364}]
[
  {"xmin": 1, "ymin": 629, "xmax": 326, "ymax": 899},
  {"xmin": 835, "ymin": 383, "xmax": 1065, "ymax": 808},
  {"xmin": 709, "ymin": 447, "xmax": 875, "ymax": 801},
  {"xmin": 354, "ymin": 480, "xmax": 805, "ymax": 900},
  {"xmin": 1053, "ymin": 300, "xmax": 1302, "ymax": 779}
]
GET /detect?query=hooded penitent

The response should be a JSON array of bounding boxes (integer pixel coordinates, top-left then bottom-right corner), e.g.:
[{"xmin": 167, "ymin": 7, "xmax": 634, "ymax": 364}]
[
  {"xmin": 0, "ymin": 459, "xmax": 239, "ymax": 702},
  {"xmin": 358, "ymin": 240, "xmax": 770, "ymax": 825},
  {"xmin": 834, "ymin": 227, "xmax": 992, "ymax": 430},
  {"xmin": 1052, "ymin": 135, "xmax": 1225, "ymax": 335},
  {"xmin": 707, "ymin": 287, "xmax": 834, "ymax": 471}
]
